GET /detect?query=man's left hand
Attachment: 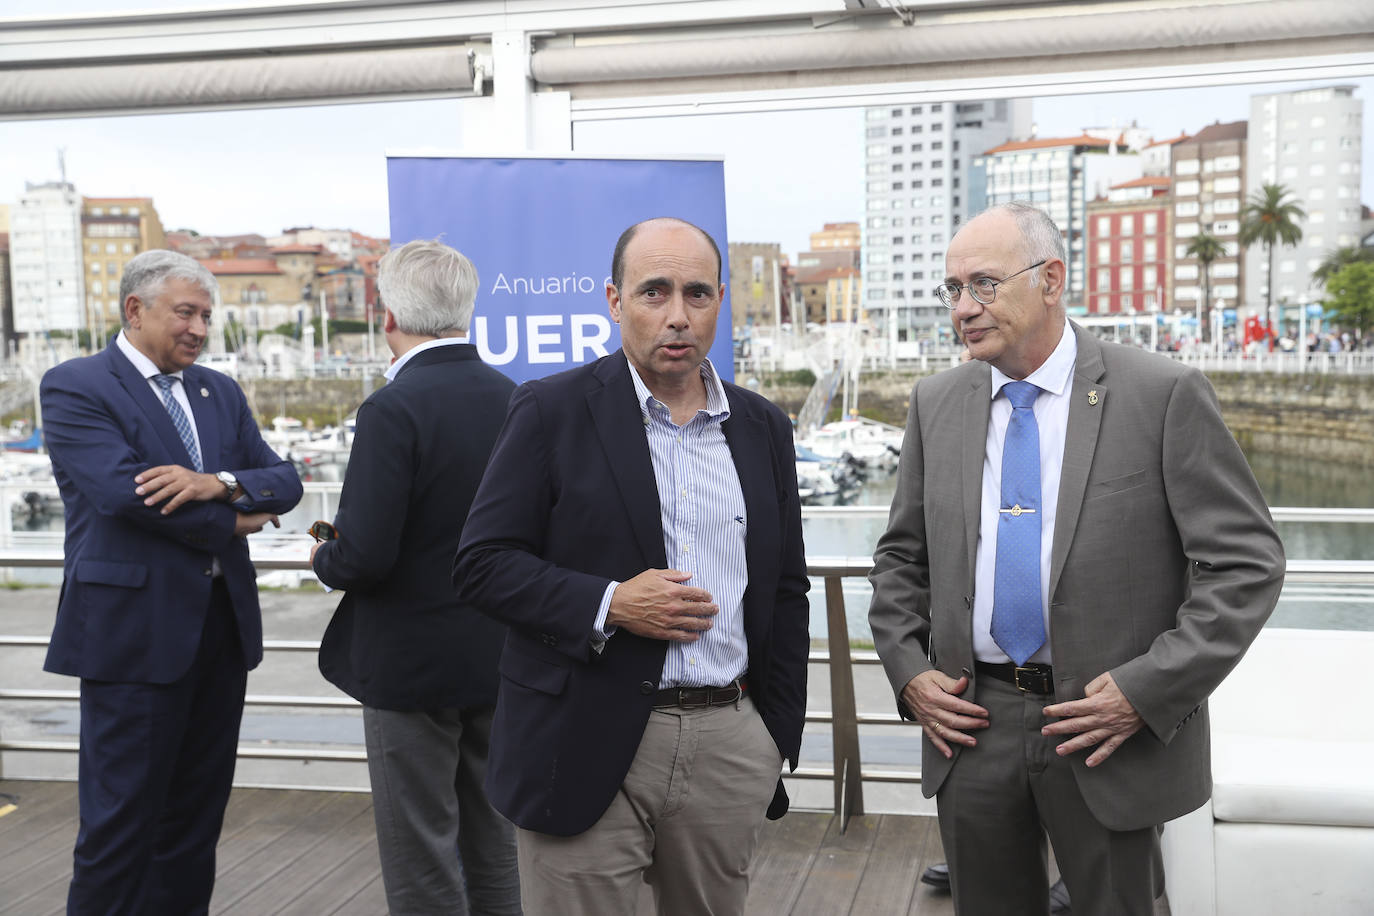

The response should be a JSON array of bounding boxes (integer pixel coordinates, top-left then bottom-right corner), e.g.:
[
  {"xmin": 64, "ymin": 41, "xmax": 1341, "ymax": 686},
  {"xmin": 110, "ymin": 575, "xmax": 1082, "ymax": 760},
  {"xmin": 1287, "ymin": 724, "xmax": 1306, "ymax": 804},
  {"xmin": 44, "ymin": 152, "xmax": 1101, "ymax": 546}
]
[
  {"xmin": 1042, "ymin": 672, "xmax": 1143, "ymax": 767},
  {"xmin": 135, "ymin": 465, "xmax": 226, "ymax": 515}
]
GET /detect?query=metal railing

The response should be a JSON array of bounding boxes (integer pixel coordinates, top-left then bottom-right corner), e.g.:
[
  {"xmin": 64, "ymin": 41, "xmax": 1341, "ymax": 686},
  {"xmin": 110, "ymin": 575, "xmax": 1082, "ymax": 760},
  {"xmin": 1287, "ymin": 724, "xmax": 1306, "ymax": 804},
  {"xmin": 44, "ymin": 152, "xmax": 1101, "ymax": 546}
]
[{"xmin": 6, "ymin": 549, "xmax": 1374, "ymax": 822}]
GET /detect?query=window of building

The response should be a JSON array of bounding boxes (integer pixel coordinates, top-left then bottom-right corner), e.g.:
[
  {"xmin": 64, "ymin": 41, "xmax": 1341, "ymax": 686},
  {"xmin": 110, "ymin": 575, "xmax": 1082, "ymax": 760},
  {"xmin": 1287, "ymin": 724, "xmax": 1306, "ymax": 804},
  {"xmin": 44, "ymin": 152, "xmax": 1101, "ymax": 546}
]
[
  {"xmin": 1309, "ymin": 210, "xmax": 1324, "ymax": 224},
  {"xmin": 1212, "ymin": 220, "xmax": 1239, "ymax": 235},
  {"xmin": 890, "ymin": 163, "xmax": 904, "ymax": 174},
  {"xmin": 891, "ymin": 145, "xmax": 903, "ymax": 155},
  {"xmin": 912, "ymin": 125, "xmax": 923, "ymax": 134},
  {"xmin": 1175, "ymin": 159, "xmax": 1200, "ymax": 175},
  {"xmin": 1120, "ymin": 241, "xmax": 1133, "ymax": 262},
  {"xmin": 1121, "ymin": 294, "xmax": 1133, "ymax": 311},
  {"xmin": 88, "ymin": 242, "xmax": 99, "ymax": 255},
  {"xmin": 1309, "ymin": 187, "xmax": 1325, "ymax": 200},
  {"xmin": 931, "ymin": 103, "xmax": 943, "ymax": 112},
  {"xmin": 1119, "ymin": 267, "xmax": 1133, "ymax": 290},
  {"xmin": 1143, "ymin": 213, "xmax": 1157, "ymax": 234},
  {"xmin": 1176, "ymin": 222, "xmax": 1199, "ymax": 238},
  {"xmin": 891, "ymin": 126, "xmax": 904, "ymax": 136},
  {"xmin": 866, "ymin": 127, "xmax": 887, "ymax": 138},
  {"xmin": 1214, "ymin": 198, "xmax": 1240, "ymax": 214},
  {"xmin": 910, "ymin": 105, "xmax": 923, "ymax": 115},
  {"xmin": 1310, "ymin": 115, "xmax": 1326, "ymax": 128},
  {"xmin": 867, "ymin": 271, "xmax": 889, "ymax": 282},
  {"xmin": 1096, "ymin": 215, "xmax": 1111, "ymax": 235},
  {"xmin": 1143, "ymin": 239, "xmax": 1157, "ymax": 261},
  {"xmin": 931, "ymin": 159, "xmax": 943, "ymax": 169},
  {"xmin": 867, "ymin": 145, "xmax": 888, "ymax": 158},
  {"xmin": 1310, "ymin": 163, "xmax": 1325, "ymax": 177},
  {"xmin": 1097, "ymin": 241, "xmax": 1111, "ymax": 262},
  {"xmin": 1214, "ymin": 155, "xmax": 1242, "ymax": 171},
  {"xmin": 890, "ymin": 108, "xmax": 902, "ymax": 117},
  {"xmin": 1213, "ymin": 262, "xmax": 1238, "ymax": 279},
  {"xmin": 1120, "ymin": 214, "xmax": 1134, "ymax": 234},
  {"xmin": 867, "ymin": 216, "xmax": 888, "ymax": 228},
  {"xmin": 931, "ymin": 178, "xmax": 943, "ymax": 187},
  {"xmin": 1176, "ymin": 201, "xmax": 1199, "ymax": 217},
  {"xmin": 1096, "ymin": 267, "xmax": 1110, "ymax": 290},
  {"xmin": 1175, "ymin": 264, "xmax": 1199, "ymax": 280},
  {"xmin": 106, "ymin": 242, "xmax": 116, "ymax": 253},
  {"xmin": 931, "ymin": 141, "xmax": 943, "ymax": 150},
  {"xmin": 1176, "ymin": 180, "xmax": 1200, "ymax": 196}
]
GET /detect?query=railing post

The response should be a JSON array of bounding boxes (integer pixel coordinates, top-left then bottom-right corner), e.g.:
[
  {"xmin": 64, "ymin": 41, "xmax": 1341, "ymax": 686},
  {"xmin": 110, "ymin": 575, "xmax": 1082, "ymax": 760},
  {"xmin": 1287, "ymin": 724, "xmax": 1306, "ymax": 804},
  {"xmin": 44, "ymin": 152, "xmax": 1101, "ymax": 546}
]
[{"xmin": 823, "ymin": 573, "xmax": 863, "ymax": 827}]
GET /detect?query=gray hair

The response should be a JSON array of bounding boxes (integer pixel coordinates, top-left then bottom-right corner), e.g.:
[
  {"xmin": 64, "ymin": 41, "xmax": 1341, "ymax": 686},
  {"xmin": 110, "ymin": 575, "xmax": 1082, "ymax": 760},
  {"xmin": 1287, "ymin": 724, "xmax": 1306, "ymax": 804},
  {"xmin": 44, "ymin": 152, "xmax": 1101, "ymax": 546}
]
[
  {"xmin": 970, "ymin": 202, "xmax": 1067, "ymax": 286},
  {"xmin": 119, "ymin": 250, "xmax": 218, "ymax": 328},
  {"xmin": 377, "ymin": 239, "xmax": 478, "ymax": 336}
]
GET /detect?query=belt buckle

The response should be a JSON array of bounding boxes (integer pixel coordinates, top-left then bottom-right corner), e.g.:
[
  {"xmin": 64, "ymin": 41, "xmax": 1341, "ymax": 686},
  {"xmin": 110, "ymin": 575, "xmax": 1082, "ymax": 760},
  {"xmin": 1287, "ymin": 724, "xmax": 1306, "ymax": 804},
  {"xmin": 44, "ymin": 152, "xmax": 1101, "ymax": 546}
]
[
  {"xmin": 1013, "ymin": 665, "xmax": 1050, "ymax": 695},
  {"xmin": 678, "ymin": 688, "xmax": 708, "ymax": 710}
]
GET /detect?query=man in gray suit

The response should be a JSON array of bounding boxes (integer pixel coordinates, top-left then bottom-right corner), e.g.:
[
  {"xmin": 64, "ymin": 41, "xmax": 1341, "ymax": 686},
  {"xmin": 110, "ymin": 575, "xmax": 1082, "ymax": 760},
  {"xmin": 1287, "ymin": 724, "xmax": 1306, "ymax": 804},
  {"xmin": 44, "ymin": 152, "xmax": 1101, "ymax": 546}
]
[{"xmin": 869, "ymin": 202, "xmax": 1284, "ymax": 915}]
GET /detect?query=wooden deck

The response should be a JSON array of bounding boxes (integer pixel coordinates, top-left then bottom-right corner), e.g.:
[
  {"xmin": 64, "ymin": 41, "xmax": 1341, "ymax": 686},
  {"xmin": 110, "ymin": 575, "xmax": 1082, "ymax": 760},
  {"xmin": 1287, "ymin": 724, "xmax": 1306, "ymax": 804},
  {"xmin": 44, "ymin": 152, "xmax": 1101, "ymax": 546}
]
[{"xmin": 0, "ymin": 779, "xmax": 955, "ymax": 915}]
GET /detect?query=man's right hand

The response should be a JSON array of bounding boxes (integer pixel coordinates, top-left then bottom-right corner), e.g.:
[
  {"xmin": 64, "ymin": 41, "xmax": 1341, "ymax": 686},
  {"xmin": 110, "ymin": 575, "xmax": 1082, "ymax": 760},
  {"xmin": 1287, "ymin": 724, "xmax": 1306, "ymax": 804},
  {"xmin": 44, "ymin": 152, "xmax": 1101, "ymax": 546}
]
[
  {"xmin": 901, "ymin": 670, "xmax": 990, "ymax": 759},
  {"xmin": 234, "ymin": 512, "xmax": 280, "ymax": 537},
  {"xmin": 606, "ymin": 569, "xmax": 717, "ymax": 642}
]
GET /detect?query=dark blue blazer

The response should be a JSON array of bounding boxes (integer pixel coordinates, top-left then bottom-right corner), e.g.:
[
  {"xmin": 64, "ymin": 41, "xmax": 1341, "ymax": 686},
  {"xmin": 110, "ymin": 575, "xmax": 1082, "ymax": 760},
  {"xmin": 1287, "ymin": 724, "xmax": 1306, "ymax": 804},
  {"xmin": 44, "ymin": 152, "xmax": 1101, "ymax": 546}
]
[
  {"xmin": 313, "ymin": 343, "xmax": 515, "ymax": 710},
  {"xmin": 454, "ymin": 350, "xmax": 810, "ymax": 837},
  {"xmin": 41, "ymin": 338, "xmax": 303, "ymax": 684}
]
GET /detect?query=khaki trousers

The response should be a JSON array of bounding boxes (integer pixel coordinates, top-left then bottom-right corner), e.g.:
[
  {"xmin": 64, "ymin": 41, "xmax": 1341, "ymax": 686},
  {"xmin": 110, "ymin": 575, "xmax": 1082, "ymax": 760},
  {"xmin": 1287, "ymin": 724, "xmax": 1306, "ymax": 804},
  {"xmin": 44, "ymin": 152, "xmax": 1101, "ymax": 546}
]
[{"xmin": 517, "ymin": 696, "xmax": 783, "ymax": 916}]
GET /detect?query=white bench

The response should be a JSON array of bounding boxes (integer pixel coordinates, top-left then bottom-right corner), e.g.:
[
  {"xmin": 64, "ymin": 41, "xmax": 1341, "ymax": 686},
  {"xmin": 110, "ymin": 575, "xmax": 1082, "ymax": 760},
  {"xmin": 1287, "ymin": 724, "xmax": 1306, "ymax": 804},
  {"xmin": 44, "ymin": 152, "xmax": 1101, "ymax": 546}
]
[{"xmin": 1162, "ymin": 628, "xmax": 1374, "ymax": 915}]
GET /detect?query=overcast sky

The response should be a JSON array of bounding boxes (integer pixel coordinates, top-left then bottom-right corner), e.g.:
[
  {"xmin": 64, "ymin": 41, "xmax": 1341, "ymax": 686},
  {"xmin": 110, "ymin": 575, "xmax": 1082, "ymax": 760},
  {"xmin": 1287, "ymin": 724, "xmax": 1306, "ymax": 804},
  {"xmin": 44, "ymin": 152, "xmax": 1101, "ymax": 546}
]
[{"xmin": 2, "ymin": 29, "xmax": 1369, "ymax": 262}]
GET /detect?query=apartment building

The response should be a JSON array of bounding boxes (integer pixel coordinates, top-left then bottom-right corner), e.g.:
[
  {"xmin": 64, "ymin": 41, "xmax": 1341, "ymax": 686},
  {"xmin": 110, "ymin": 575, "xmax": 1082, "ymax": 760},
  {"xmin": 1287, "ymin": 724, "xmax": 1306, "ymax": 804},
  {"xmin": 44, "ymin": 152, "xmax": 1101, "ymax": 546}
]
[
  {"xmin": 1246, "ymin": 85, "xmax": 1364, "ymax": 312},
  {"xmin": 1169, "ymin": 121, "xmax": 1247, "ymax": 316},
  {"xmin": 862, "ymin": 98, "xmax": 1030, "ymax": 342}
]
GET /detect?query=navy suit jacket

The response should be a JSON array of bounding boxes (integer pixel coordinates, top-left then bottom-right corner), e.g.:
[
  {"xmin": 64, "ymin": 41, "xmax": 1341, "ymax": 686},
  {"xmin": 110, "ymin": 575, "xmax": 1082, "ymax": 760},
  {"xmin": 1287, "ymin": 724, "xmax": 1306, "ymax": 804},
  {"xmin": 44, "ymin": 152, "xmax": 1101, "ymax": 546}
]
[
  {"xmin": 454, "ymin": 350, "xmax": 810, "ymax": 837},
  {"xmin": 313, "ymin": 343, "xmax": 515, "ymax": 710},
  {"xmin": 41, "ymin": 338, "xmax": 303, "ymax": 684}
]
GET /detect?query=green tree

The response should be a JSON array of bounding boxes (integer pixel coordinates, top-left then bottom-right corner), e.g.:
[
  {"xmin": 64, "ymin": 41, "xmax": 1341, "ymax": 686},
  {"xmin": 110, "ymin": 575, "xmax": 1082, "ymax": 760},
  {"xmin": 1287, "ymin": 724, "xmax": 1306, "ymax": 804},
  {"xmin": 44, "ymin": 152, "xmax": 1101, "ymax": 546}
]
[
  {"xmin": 1313, "ymin": 245, "xmax": 1374, "ymax": 287},
  {"xmin": 1322, "ymin": 261, "xmax": 1374, "ymax": 333},
  {"xmin": 1239, "ymin": 183, "xmax": 1305, "ymax": 330},
  {"xmin": 1185, "ymin": 229, "xmax": 1227, "ymax": 341}
]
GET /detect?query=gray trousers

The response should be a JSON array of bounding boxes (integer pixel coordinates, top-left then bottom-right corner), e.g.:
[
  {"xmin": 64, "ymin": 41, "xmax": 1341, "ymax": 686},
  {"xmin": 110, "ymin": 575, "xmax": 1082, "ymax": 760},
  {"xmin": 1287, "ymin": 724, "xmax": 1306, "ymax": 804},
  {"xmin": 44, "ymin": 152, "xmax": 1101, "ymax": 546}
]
[
  {"xmin": 937, "ymin": 676, "xmax": 1159, "ymax": 916},
  {"xmin": 363, "ymin": 704, "xmax": 521, "ymax": 916},
  {"xmin": 516, "ymin": 696, "xmax": 782, "ymax": 916}
]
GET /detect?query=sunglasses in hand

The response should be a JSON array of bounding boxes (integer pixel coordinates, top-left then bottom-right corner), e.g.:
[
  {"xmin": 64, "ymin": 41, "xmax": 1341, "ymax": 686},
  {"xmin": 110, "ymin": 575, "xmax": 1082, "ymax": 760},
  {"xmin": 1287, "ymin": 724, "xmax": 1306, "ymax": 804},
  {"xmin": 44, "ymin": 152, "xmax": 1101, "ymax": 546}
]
[{"xmin": 309, "ymin": 520, "xmax": 339, "ymax": 542}]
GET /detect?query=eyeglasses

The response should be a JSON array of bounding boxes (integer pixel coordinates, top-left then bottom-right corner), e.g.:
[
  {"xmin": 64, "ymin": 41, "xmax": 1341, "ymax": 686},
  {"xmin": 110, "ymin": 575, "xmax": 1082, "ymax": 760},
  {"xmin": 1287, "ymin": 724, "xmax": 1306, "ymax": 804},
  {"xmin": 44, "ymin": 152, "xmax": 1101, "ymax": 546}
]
[
  {"xmin": 309, "ymin": 520, "xmax": 338, "ymax": 542},
  {"xmin": 935, "ymin": 260, "xmax": 1047, "ymax": 309}
]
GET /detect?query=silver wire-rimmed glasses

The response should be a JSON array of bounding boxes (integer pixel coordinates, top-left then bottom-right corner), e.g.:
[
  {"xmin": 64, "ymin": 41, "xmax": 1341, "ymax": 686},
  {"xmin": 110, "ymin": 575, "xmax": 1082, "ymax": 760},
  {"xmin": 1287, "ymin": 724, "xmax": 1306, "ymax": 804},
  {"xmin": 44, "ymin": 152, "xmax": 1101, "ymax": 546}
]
[{"xmin": 935, "ymin": 260, "xmax": 1047, "ymax": 309}]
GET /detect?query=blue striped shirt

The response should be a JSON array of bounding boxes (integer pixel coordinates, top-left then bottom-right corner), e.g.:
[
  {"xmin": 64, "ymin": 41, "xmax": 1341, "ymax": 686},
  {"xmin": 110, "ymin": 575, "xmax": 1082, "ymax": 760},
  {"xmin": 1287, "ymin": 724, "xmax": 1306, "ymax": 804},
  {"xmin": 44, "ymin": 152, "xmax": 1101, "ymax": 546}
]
[{"xmin": 594, "ymin": 358, "xmax": 749, "ymax": 689}]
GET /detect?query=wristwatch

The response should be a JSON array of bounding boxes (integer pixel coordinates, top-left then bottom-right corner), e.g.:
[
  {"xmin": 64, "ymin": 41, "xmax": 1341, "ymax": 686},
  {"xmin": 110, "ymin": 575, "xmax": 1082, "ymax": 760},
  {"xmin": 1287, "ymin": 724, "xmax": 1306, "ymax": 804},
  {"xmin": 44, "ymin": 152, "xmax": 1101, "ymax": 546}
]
[{"xmin": 216, "ymin": 470, "xmax": 238, "ymax": 499}]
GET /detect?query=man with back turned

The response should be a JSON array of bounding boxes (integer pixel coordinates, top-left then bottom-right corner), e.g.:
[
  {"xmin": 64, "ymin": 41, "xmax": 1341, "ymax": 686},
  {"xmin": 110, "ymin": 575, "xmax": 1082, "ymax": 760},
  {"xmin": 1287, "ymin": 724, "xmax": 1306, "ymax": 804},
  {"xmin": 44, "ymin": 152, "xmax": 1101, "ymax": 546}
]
[{"xmin": 311, "ymin": 239, "xmax": 520, "ymax": 915}]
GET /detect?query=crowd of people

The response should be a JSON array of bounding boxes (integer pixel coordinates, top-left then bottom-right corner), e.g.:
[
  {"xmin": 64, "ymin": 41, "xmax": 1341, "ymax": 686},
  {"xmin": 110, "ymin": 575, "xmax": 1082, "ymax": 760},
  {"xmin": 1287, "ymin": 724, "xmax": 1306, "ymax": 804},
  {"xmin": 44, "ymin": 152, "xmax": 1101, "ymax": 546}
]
[{"xmin": 40, "ymin": 203, "xmax": 1285, "ymax": 916}]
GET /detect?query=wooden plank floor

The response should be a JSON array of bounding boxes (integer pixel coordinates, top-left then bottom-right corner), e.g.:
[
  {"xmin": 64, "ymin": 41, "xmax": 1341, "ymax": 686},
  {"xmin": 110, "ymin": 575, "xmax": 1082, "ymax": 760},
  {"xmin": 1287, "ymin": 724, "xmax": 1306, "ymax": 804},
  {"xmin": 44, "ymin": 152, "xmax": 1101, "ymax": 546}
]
[{"xmin": 0, "ymin": 779, "xmax": 955, "ymax": 916}]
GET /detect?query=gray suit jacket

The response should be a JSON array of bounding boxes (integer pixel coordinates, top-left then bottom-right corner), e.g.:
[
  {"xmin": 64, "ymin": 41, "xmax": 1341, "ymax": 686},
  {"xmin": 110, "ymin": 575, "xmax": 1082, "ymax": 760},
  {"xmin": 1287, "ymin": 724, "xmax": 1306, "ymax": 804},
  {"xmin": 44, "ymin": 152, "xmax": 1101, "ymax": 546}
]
[{"xmin": 869, "ymin": 323, "xmax": 1285, "ymax": 831}]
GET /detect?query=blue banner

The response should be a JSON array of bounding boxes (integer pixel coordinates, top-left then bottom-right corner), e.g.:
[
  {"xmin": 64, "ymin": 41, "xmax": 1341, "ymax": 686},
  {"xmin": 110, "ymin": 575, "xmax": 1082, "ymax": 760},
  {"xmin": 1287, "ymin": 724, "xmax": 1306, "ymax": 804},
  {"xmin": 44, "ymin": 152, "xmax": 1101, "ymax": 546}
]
[{"xmin": 386, "ymin": 155, "xmax": 731, "ymax": 384}]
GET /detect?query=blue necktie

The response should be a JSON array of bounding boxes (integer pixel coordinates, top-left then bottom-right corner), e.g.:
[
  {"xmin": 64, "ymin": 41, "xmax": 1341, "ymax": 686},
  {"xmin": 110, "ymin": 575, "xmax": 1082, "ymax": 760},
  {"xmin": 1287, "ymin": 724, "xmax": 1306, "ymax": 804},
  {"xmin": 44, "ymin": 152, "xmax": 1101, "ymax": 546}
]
[
  {"xmin": 154, "ymin": 374, "xmax": 203, "ymax": 472},
  {"xmin": 992, "ymin": 380, "xmax": 1046, "ymax": 665}
]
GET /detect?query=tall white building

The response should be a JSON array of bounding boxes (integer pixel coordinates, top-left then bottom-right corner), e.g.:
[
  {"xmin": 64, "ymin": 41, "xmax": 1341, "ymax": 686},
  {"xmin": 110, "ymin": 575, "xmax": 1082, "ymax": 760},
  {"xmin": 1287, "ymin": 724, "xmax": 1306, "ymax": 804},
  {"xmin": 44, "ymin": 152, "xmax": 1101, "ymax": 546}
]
[
  {"xmin": 862, "ymin": 98, "xmax": 1031, "ymax": 346},
  {"xmin": 971, "ymin": 135, "xmax": 1143, "ymax": 308},
  {"xmin": 10, "ymin": 181, "xmax": 85, "ymax": 335},
  {"xmin": 1246, "ymin": 85, "xmax": 1364, "ymax": 313}
]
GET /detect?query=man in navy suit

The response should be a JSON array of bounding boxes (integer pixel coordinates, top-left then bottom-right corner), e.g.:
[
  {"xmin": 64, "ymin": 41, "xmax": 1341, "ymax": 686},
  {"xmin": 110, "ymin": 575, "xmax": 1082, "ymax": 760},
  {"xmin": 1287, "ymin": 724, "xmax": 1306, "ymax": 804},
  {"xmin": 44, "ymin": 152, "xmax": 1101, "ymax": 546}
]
[
  {"xmin": 454, "ymin": 217, "xmax": 810, "ymax": 915},
  {"xmin": 311, "ymin": 240, "xmax": 520, "ymax": 915},
  {"xmin": 41, "ymin": 249, "xmax": 303, "ymax": 914}
]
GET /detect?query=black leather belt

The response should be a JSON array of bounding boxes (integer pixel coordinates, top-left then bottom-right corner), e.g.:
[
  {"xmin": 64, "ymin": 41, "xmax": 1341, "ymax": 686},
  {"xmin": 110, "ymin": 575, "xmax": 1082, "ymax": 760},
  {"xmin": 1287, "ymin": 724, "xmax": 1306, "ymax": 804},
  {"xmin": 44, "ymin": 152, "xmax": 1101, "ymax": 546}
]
[
  {"xmin": 975, "ymin": 661, "xmax": 1054, "ymax": 695},
  {"xmin": 652, "ymin": 679, "xmax": 746, "ymax": 709}
]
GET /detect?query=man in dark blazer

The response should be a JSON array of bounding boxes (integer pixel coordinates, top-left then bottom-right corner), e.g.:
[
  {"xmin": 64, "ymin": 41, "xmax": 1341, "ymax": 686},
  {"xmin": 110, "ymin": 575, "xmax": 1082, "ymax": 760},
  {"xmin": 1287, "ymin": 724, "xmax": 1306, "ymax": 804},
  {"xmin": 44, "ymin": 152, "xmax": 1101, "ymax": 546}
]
[
  {"xmin": 40, "ymin": 249, "xmax": 303, "ymax": 914},
  {"xmin": 454, "ymin": 217, "xmax": 810, "ymax": 915},
  {"xmin": 311, "ymin": 239, "xmax": 520, "ymax": 915},
  {"xmin": 869, "ymin": 203, "xmax": 1285, "ymax": 915}
]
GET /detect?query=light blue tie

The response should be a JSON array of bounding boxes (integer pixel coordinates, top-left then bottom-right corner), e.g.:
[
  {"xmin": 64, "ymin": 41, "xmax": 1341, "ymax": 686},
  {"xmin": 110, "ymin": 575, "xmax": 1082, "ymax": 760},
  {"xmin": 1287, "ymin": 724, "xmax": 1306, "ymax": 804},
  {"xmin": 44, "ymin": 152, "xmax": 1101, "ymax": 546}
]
[
  {"xmin": 992, "ymin": 380, "xmax": 1046, "ymax": 665},
  {"xmin": 153, "ymin": 374, "xmax": 203, "ymax": 472}
]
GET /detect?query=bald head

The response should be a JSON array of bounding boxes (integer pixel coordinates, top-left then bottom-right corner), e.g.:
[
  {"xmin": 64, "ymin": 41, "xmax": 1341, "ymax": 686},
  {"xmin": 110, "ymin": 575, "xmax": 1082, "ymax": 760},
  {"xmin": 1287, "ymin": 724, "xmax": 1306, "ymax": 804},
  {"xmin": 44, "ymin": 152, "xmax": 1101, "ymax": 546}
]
[{"xmin": 611, "ymin": 217, "xmax": 721, "ymax": 292}]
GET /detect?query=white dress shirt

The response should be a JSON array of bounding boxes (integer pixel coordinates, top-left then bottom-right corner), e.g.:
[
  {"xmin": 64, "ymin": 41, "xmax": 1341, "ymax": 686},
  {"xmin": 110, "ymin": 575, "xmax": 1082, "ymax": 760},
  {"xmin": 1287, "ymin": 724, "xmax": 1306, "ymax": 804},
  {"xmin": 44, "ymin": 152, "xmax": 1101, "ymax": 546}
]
[
  {"xmin": 972, "ymin": 320, "xmax": 1077, "ymax": 664},
  {"xmin": 117, "ymin": 330, "xmax": 203, "ymax": 449}
]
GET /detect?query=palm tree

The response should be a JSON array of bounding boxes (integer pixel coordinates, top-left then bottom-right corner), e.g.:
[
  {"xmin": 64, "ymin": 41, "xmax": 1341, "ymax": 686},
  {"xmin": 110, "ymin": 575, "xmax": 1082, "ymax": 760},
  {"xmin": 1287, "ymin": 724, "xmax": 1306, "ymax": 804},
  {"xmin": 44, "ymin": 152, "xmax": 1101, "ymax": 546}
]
[
  {"xmin": 1239, "ymin": 183, "xmax": 1305, "ymax": 333},
  {"xmin": 1185, "ymin": 229, "xmax": 1227, "ymax": 342},
  {"xmin": 1313, "ymin": 245, "xmax": 1374, "ymax": 287}
]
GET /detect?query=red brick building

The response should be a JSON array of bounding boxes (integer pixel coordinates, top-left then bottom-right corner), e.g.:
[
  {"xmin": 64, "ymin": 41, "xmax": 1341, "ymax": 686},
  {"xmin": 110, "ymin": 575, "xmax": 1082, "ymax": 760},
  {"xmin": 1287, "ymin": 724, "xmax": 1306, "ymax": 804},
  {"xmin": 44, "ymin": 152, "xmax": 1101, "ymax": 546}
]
[{"xmin": 1084, "ymin": 176, "xmax": 1172, "ymax": 315}]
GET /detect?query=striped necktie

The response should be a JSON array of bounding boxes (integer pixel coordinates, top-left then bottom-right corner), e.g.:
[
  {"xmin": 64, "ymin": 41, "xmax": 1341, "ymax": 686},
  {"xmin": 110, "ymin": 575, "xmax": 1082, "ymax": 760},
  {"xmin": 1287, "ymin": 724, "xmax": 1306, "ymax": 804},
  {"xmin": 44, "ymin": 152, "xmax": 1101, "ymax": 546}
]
[
  {"xmin": 153, "ymin": 374, "xmax": 203, "ymax": 472},
  {"xmin": 991, "ymin": 380, "xmax": 1046, "ymax": 665}
]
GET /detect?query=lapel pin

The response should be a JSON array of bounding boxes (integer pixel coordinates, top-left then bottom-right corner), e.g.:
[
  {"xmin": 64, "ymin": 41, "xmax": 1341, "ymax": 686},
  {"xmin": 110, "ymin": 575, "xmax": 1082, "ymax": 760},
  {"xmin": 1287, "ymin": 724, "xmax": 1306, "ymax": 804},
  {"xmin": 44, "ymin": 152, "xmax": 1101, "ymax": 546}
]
[
  {"xmin": 200, "ymin": 387, "xmax": 209, "ymax": 398},
  {"xmin": 1087, "ymin": 389, "xmax": 1099, "ymax": 406}
]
